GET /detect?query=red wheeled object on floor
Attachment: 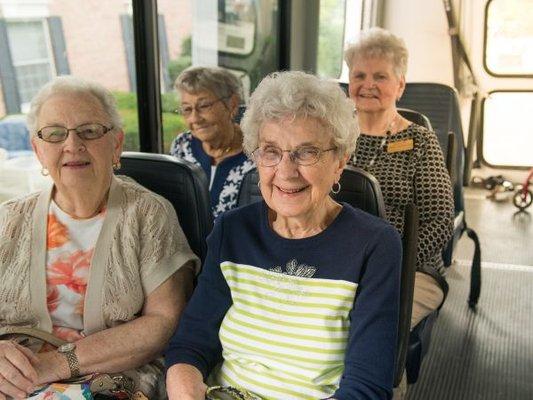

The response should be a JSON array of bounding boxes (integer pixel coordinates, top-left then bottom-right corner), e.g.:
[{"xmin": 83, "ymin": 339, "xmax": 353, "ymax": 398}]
[{"xmin": 513, "ymin": 168, "xmax": 533, "ymax": 211}]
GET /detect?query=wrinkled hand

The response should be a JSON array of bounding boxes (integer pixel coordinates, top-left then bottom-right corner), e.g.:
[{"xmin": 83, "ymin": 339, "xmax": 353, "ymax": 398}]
[
  {"xmin": 166, "ymin": 364, "xmax": 207, "ymax": 400},
  {"xmin": 0, "ymin": 340, "xmax": 39, "ymax": 399}
]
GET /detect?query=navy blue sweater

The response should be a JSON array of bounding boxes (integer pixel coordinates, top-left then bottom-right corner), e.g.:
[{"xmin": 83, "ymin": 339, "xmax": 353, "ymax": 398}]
[{"xmin": 166, "ymin": 202, "xmax": 401, "ymax": 399}]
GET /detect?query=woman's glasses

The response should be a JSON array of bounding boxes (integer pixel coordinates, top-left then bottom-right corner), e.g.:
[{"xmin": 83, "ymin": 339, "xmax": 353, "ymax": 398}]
[
  {"xmin": 37, "ymin": 123, "xmax": 113, "ymax": 143},
  {"xmin": 176, "ymin": 96, "xmax": 230, "ymax": 117},
  {"xmin": 252, "ymin": 145, "xmax": 337, "ymax": 167}
]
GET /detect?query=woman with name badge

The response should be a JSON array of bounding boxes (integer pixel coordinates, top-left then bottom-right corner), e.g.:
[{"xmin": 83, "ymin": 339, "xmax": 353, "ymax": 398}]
[{"xmin": 345, "ymin": 28, "xmax": 454, "ymax": 331}]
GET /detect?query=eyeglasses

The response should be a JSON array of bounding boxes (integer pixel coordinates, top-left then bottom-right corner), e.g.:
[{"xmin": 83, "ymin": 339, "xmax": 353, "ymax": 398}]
[
  {"xmin": 176, "ymin": 96, "xmax": 229, "ymax": 117},
  {"xmin": 37, "ymin": 123, "xmax": 113, "ymax": 143},
  {"xmin": 252, "ymin": 145, "xmax": 337, "ymax": 167}
]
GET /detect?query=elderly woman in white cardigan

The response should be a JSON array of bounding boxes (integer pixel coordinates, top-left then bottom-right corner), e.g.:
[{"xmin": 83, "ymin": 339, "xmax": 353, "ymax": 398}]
[{"xmin": 0, "ymin": 76, "xmax": 199, "ymax": 399}]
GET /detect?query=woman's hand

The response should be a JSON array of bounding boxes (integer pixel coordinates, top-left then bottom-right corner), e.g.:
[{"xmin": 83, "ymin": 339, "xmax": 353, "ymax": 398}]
[
  {"xmin": 166, "ymin": 364, "xmax": 207, "ymax": 400},
  {"xmin": 0, "ymin": 340, "xmax": 39, "ymax": 399},
  {"xmin": 33, "ymin": 350, "xmax": 70, "ymax": 385}
]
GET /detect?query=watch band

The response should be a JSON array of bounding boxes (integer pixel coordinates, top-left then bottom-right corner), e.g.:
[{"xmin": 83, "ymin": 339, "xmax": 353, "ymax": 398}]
[
  {"xmin": 65, "ymin": 350, "xmax": 80, "ymax": 378},
  {"xmin": 58, "ymin": 343, "xmax": 80, "ymax": 378}
]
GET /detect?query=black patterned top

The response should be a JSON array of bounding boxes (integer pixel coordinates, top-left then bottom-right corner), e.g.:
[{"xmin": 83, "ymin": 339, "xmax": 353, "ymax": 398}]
[{"xmin": 349, "ymin": 123, "xmax": 454, "ymax": 275}]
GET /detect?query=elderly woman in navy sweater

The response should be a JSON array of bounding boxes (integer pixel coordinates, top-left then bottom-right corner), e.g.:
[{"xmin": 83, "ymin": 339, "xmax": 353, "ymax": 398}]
[
  {"xmin": 166, "ymin": 71, "xmax": 402, "ymax": 400},
  {"xmin": 170, "ymin": 66, "xmax": 254, "ymax": 217}
]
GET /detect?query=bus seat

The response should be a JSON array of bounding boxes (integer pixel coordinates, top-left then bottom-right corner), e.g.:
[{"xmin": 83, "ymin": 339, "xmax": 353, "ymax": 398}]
[
  {"xmin": 117, "ymin": 152, "xmax": 213, "ymax": 262},
  {"xmin": 335, "ymin": 165, "xmax": 386, "ymax": 218},
  {"xmin": 237, "ymin": 166, "xmax": 419, "ymax": 392},
  {"xmin": 405, "ymin": 307, "xmax": 438, "ymax": 383},
  {"xmin": 398, "ymin": 108, "xmax": 432, "ymax": 131},
  {"xmin": 397, "ymin": 82, "xmax": 481, "ymax": 308},
  {"xmin": 236, "ymin": 166, "xmax": 262, "ymax": 206},
  {"xmin": 396, "ymin": 202, "xmax": 419, "ymax": 387}
]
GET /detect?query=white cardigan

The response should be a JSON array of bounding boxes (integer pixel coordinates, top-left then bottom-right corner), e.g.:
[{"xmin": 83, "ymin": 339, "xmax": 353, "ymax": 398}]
[{"xmin": 0, "ymin": 176, "xmax": 200, "ymax": 335}]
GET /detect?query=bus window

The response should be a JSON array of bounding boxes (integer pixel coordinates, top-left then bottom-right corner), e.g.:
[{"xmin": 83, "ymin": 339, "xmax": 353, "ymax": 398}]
[
  {"xmin": 482, "ymin": 91, "xmax": 533, "ymax": 167},
  {"xmin": 158, "ymin": 0, "xmax": 192, "ymax": 153},
  {"xmin": 339, "ymin": 0, "xmax": 364, "ymax": 82},
  {"xmin": 0, "ymin": 2, "xmax": 140, "ymax": 202},
  {"xmin": 219, "ymin": 0, "xmax": 256, "ymax": 56},
  {"xmin": 317, "ymin": 0, "xmax": 347, "ymax": 79},
  {"xmin": 484, "ymin": 0, "xmax": 533, "ymax": 76},
  {"xmin": 161, "ymin": 0, "xmax": 279, "ymax": 153},
  {"xmin": 215, "ymin": 0, "xmax": 280, "ymax": 97}
]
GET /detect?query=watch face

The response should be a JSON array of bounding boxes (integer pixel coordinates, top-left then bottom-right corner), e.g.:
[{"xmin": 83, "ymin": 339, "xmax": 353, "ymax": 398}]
[{"xmin": 59, "ymin": 342, "xmax": 75, "ymax": 353}]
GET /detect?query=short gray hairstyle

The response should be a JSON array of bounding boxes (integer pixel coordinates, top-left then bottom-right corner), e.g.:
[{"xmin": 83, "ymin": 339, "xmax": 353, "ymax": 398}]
[
  {"xmin": 241, "ymin": 71, "xmax": 358, "ymax": 156},
  {"xmin": 174, "ymin": 66, "xmax": 242, "ymax": 105},
  {"xmin": 344, "ymin": 27, "xmax": 408, "ymax": 77},
  {"xmin": 26, "ymin": 75, "xmax": 123, "ymax": 134}
]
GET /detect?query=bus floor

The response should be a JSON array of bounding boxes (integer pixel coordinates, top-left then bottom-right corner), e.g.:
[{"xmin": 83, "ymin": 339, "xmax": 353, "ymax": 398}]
[{"xmin": 406, "ymin": 186, "xmax": 533, "ymax": 400}]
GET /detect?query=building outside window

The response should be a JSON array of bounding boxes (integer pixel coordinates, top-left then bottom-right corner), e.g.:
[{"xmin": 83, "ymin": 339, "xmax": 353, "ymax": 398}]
[{"xmin": 6, "ymin": 19, "xmax": 54, "ymax": 111}]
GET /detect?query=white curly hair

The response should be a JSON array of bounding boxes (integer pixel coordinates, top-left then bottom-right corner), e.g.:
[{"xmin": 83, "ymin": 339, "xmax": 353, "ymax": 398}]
[
  {"xmin": 241, "ymin": 71, "xmax": 358, "ymax": 157},
  {"xmin": 344, "ymin": 27, "xmax": 409, "ymax": 77}
]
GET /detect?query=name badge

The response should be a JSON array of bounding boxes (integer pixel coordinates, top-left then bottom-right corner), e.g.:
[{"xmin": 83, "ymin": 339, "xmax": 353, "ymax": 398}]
[{"xmin": 387, "ymin": 139, "xmax": 414, "ymax": 153}]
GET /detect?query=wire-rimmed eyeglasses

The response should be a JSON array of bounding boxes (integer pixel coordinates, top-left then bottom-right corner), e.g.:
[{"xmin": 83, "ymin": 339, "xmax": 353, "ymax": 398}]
[
  {"xmin": 36, "ymin": 123, "xmax": 113, "ymax": 143},
  {"xmin": 252, "ymin": 145, "xmax": 337, "ymax": 167},
  {"xmin": 175, "ymin": 96, "xmax": 230, "ymax": 117}
]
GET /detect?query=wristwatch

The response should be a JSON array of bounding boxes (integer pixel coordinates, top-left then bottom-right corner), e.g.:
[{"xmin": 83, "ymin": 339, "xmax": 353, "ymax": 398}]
[{"xmin": 57, "ymin": 342, "xmax": 80, "ymax": 378}]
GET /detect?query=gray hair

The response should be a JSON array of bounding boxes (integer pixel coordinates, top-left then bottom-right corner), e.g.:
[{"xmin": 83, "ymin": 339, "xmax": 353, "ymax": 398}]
[
  {"xmin": 26, "ymin": 75, "xmax": 123, "ymax": 134},
  {"xmin": 241, "ymin": 71, "xmax": 358, "ymax": 156},
  {"xmin": 344, "ymin": 27, "xmax": 408, "ymax": 77},
  {"xmin": 174, "ymin": 66, "xmax": 242, "ymax": 104}
]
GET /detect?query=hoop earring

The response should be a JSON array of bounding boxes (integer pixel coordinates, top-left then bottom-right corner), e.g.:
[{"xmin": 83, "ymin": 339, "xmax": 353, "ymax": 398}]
[
  {"xmin": 331, "ymin": 182, "xmax": 341, "ymax": 195},
  {"xmin": 113, "ymin": 161, "xmax": 121, "ymax": 170},
  {"xmin": 41, "ymin": 167, "xmax": 49, "ymax": 176}
]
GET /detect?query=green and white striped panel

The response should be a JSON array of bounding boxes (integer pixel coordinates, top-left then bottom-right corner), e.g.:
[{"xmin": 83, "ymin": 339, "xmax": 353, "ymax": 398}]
[{"xmin": 211, "ymin": 262, "xmax": 358, "ymax": 400}]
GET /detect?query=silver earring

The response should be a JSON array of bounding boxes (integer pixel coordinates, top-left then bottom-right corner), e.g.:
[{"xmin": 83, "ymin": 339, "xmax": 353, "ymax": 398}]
[
  {"xmin": 41, "ymin": 167, "xmax": 49, "ymax": 176},
  {"xmin": 331, "ymin": 182, "xmax": 341, "ymax": 195},
  {"xmin": 257, "ymin": 180, "xmax": 260, "ymax": 188}
]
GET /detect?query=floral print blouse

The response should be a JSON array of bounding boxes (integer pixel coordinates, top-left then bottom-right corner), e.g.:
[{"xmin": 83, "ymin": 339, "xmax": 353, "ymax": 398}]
[{"xmin": 46, "ymin": 201, "xmax": 105, "ymax": 342}]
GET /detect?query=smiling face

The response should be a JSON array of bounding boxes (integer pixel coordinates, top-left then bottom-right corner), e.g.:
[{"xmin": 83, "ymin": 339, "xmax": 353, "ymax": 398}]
[
  {"xmin": 180, "ymin": 89, "xmax": 237, "ymax": 146},
  {"xmin": 348, "ymin": 56, "xmax": 405, "ymax": 114},
  {"xmin": 257, "ymin": 116, "xmax": 346, "ymax": 223},
  {"xmin": 31, "ymin": 92, "xmax": 123, "ymax": 195}
]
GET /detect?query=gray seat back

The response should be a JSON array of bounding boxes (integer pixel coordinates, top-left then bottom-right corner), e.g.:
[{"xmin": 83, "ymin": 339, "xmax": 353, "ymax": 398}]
[
  {"xmin": 397, "ymin": 83, "xmax": 465, "ymax": 214},
  {"xmin": 117, "ymin": 152, "xmax": 213, "ymax": 262}
]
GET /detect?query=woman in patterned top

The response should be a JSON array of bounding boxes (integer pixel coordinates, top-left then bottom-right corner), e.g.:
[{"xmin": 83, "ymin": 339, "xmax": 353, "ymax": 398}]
[
  {"xmin": 170, "ymin": 66, "xmax": 255, "ymax": 218},
  {"xmin": 0, "ymin": 76, "xmax": 199, "ymax": 399},
  {"xmin": 166, "ymin": 71, "xmax": 402, "ymax": 400},
  {"xmin": 345, "ymin": 27, "xmax": 454, "ymax": 328}
]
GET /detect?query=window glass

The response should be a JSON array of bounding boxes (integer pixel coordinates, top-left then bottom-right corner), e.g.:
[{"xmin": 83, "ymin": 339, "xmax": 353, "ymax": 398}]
[
  {"xmin": 219, "ymin": 0, "xmax": 256, "ymax": 56},
  {"xmin": 317, "ymin": 0, "xmax": 346, "ymax": 79},
  {"xmin": 161, "ymin": 0, "xmax": 280, "ymax": 153},
  {"xmin": 339, "ymin": 0, "xmax": 364, "ymax": 82},
  {"xmin": 158, "ymin": 0, "xmax": 193, "ymax": 154},
  {"xmin": 485, "ymin": 0, "xmax": 533, "ymax": 75},
  {"xmin": 0, "ymin": 1, "xmax": 138, "ymax": 202},
  {"xmin": 483, "ymin": 92, "xmax": 533, "ymax": 167}
]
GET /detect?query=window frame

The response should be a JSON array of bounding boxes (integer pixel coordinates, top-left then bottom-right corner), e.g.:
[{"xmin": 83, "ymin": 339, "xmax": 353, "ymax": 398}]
[
  {"xmin": 480, "ymin": 89, "xmax": 533, "ymax": 169},
  {"xmin": 483, "ymin": 0, "xmax": 533, "ymax": 78}
]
